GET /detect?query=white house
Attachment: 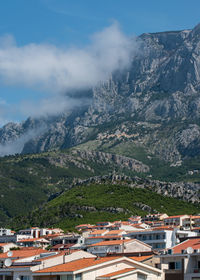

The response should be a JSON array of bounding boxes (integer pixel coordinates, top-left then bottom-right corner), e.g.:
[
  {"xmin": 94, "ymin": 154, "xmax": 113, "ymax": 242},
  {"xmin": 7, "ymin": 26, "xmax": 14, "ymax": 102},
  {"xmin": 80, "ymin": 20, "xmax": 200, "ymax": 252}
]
[
  {"xmin": 159, "ymin": 237, "xmax": 200, "ymax": 280},
  {"xmin": 0, "ymin": 243, "xmax": 18, "ymax": 253},
  {"xmin": 87, "ymin": 239, "xmax": 152, "ymax": 256},
  {"xmin": 32, "ymin": 255, "xmax": 162, "ymax": 280},
  {"xmin": 163, "ymin": 215, "xmax": 190, "ymax": 228},
  {"xmin": 126, "ymin": 227, "xmax": 197, "ymax": 250}
]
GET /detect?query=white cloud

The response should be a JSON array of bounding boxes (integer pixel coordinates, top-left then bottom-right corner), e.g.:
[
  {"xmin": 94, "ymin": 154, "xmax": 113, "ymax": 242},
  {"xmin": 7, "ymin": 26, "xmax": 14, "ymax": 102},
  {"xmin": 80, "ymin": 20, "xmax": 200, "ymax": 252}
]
[
  {"xmin": 0, "ymin": 23, "xmax": 139, "ymax": 155},
  {"xmin": 0, "ymin": 98, "xmax": 12, "ymax": 126},
  {"xmin": 19, "ymin": 95, "xmax": 90, "ymax": 118},
  {"xmin": 0, "ymin": 23, "xmax": 136, "ymax": 93},
  {"xmin": 0, "ymin": 126, "xmax": 46, "ymax": 156}
]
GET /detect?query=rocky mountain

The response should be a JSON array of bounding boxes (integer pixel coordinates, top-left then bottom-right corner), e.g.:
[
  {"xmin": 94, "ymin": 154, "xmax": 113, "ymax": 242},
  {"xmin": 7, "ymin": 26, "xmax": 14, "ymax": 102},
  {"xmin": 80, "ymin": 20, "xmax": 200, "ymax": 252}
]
[
  {"xmin": 1, "ymin": 24, "xmax": 200, "ymax": 173},
  {"xmin": 2, "ymin": 24, "xmax": 200, "ymax": 229}
]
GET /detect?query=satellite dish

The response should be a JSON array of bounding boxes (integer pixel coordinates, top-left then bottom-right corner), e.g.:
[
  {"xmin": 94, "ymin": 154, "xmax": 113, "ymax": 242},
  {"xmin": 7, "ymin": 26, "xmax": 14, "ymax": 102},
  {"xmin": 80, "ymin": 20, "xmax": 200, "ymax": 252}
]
[
  {"xmin": 4, "ymin": 258, "xmax": 12, "ymax": 267},
  {"xmin": 7, "ymin": 251, "xmax": 13, "ymax": 257},
  {"xmin": 186, "ymin": 247, "xmax": 194, "ymax": 254}
]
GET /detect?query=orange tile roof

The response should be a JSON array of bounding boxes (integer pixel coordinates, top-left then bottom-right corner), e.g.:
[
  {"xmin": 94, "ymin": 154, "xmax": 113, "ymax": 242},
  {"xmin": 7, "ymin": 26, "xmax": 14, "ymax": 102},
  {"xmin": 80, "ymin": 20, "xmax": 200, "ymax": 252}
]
[
  {"xmin": 98, "ymin": 267, "xmax": 135, "ymax": 278},
  {"xmin": 130, "ymin": 255, "xmax": 153, "ymax": 262},
  {"xmin": 76, "ymin": 224, "xmax": 93, "ymax": 228},
  {"xmin": 0, "ymin": 248, "xmax": 47, "ymax": 259},
  {"xmin": 42, "ymin": 234, "xmax": 61, "ymax": 239},
  {"xmin": 151, "ymin": 226, "xmax": 174, "ymax": 231},
  {"xmin": 127, "ymin": 227, "xmax": 174, "ymax": 233},
  {"xmin": 90, "ymin": 230, "xmax": 108, "ymax": 235},
  {"xmin": 35, "ymin": 256, "xmax": 120, "ymax": 273},
  {"xmin": 172, "ymin": 238, "xmax": 200, "ymax": 254},
  {"xmin": 87, "ymin": 235, "xmax": 121, "ymax": 240},
  {"xmin": 164, "ymin": 215, "xmax": 188, "ymax": 219},
  {"xmin": 106, "ymin": 230, "xmax": 124, "ymax": 235},
  {"xmin": 18, "ymin": 237, "xmax": 49, "ymax": 243},
  {"xmin": 192, "ymin": 216, "xmax": 200, "ymax": 219},
  {"xmin": 88, "ymin": 239, "xmax": 132, "ymax": 247},
  {"xmin": 121, "ymin": 221, "xmax": 131, "ymax": 225}
]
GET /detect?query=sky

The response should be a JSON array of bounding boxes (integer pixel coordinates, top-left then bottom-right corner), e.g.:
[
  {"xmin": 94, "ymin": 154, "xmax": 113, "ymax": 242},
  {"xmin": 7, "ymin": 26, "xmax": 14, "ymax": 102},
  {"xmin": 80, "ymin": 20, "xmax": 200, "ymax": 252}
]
[{"xmin": 0, "ymin": 0, "xmax": 200, "ymax": 127}]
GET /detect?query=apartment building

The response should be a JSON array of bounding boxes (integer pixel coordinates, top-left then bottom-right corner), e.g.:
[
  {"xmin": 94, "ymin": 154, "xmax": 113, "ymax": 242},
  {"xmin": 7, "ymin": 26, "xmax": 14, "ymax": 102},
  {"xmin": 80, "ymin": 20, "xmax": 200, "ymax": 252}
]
[
  {"xmin": 126, "ymin": 228, "xmax": 197, "ymax": 250},
  {"xmin": 159, "ymin": 238, "xmax": 200, "ymax": 280}
]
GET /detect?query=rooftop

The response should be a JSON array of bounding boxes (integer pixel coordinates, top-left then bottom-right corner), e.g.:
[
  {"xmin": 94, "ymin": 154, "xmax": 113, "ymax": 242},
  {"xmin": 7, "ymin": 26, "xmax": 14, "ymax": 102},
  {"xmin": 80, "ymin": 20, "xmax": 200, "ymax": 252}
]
[
  {"xmin": 35, "ymin": 256, "xmax": 120, "ymax": 273},
  {"xmin": 98, "ymin": 267, "xmax": 135, "ymax": 278},
  {"xmin": 0, "ymin": 248, "xmax": 47, "ymax": 259},
  {"xmin": 172, "ymin": 238, "xmax": 200, "ymax": 254}
]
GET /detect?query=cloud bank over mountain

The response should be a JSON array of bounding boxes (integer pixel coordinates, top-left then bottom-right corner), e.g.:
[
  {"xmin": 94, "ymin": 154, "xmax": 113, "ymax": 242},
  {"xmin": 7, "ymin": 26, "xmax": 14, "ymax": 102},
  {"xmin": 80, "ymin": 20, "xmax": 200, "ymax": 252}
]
[
  {"xmin": 0, "ymin": 23, "xmax": 137, "ymax": 120},
  {"xmin": 0, "ymin": 23, "xmax": 138, "ymax": 155}
]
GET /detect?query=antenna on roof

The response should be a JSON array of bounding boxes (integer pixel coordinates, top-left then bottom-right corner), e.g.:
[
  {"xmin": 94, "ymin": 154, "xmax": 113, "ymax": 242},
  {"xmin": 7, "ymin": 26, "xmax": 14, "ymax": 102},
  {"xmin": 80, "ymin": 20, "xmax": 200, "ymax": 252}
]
[
  {"xmin": 186, "ymin": 247, "xmax": 194, "ymax": 254},
  {"xmin": 4, "ymin": 258, "xmax": 12, "ymax": 267},
  {"xmin": 7, "ymin": 251, "xmax": 13, "ymax": 257}
]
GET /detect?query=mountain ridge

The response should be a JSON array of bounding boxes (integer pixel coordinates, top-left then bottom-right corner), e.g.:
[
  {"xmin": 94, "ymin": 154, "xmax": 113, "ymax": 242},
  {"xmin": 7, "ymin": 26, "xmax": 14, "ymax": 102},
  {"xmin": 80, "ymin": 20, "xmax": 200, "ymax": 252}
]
[
  {"xmin": 1, "ymin": 24, "xmax": 200, "ymax": 228},
  {"xmin": 1, "ymin": 24, "xmax": 200, "ymax": 161}
]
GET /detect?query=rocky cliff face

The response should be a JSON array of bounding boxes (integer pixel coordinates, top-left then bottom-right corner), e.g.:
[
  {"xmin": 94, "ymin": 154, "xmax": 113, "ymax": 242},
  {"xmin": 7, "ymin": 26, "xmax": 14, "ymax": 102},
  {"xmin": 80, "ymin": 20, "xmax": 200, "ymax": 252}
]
[
  {"xmin": 1, "ymin": 24, "xmax": 200, "ymax": 165},
  {"xmin": 69, "ymin": 174, "xmax": 200, "ymax": 203}
]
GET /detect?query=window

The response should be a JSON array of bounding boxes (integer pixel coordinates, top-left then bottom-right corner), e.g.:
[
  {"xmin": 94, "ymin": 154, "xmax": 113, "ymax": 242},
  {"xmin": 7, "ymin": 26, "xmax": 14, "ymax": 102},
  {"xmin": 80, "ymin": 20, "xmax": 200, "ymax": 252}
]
[
  {"xmin": 20, "ymin": 277, "xmax": 30, "ymax": 280},
  {"xmin": 169, "ymin": 262, "xmax": 175, "ymax": 269},
  {"xmin": 137, "ymin": 273, "xmax": 147, "ymax": 280},
  {"xmin": 61, "ymin": 276, "xmax": 73, "ymax": 280},
  {"xmin": 176, "ymin": 262, "xmax": 181, "ymax": 270},
  {"xmin": 162, "ymin": 233, "xmax": 166, "ymax": 239},
  {"xmin": 75, "ymin": 274, "xmax": 82, "ymax": 280},
  {"xmin": 169, "ymin": 262, "xmax": 181, "ymax": 270}
]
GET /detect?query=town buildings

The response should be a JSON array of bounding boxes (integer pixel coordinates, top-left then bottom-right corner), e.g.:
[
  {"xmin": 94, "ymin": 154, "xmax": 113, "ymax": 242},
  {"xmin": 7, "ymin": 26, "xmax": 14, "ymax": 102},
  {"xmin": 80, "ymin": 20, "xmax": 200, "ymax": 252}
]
[{"xmin": 0, "ymin": 213, "xmax": 200, "ymax": 279}]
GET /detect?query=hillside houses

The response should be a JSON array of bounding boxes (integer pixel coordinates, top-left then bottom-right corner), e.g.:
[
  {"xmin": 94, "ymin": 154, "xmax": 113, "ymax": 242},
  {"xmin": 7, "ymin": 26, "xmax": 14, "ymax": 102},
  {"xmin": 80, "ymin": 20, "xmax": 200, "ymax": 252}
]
[
  {"xmin": 1, "ymin": 213, "xmax": 200, "ymax": 279},
  {"xmin": 0, "ymin": 248, "xmax": 162, "ymax": 280}
]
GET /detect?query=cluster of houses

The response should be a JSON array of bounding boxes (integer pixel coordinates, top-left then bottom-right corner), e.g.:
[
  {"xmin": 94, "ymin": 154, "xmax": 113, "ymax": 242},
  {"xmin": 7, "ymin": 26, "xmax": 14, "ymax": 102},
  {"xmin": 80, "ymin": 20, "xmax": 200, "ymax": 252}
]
[{"xmin": 0, "ymin": 213, "xmax": 200, "ymax": 279}]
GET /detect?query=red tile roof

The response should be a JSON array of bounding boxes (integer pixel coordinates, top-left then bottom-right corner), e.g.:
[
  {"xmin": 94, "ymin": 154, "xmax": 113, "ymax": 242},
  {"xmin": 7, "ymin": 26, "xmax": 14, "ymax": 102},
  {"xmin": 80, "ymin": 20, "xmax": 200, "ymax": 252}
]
[
  {"xmin": 106, "ymin": 230, "xmax": 124, "ymax": 235},
  {"xmin": 172, "ymin": 238, "xmax": 200, "ymax": 254},
  {"xmin": 87, "ymin": 235, "xmax": 121, "ymax": 240},
  {"xmin": 0, "ymin": 248, "xmax": 47, "ymax": 259},
  {"xmin": 88, "ymin": 239, "xmax": 132, "ymax": 247},
  {"xmin": 192, "ymin": 216, "xmax": 200, "ymax": 219},
  {"xmin": 17, "ymin": 238, "xmax": 49, "ymax": 243},
  {"xmin": 90, "ymin": 230, "xmax": 108, "ymax": 235},
  {"xmin": 121, "ymin": 222, "xmax": 131, "ymax": 225},
  {"xmin": 129, "ymin": 255, "xmax": 154, "ymax": 262},
  {"xmin": 76, "ymin": 224, "xmax": 92, "ymax": 228},
  {"xmin": 164, "ymin": 215, "xmax": 189, "ymax": 219},
  {"xmin": 130, "ymin": 255, "xmax": 153, "ymax": 262},
  {"xmin": 0, "ymin": 243, "xmax": 13, "ymax": 247},
  {"xmin": 35, "ymin": 256, "xmax": 120, "ymax": 273},
  {"xmin": 43, "ymin": 234, "xmax": 61, "ymax": 239},
  {"xmin": 98, "ymin": 267, "xmax": 135, "ymax": 278}
]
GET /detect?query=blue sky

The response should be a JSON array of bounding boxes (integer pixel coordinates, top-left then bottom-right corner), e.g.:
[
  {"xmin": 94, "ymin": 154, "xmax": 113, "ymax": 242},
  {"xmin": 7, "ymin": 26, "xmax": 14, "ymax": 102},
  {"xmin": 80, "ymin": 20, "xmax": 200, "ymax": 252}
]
[{"xmin": 0, "ymin": 0, "xmax": 200, "ymax": 126}]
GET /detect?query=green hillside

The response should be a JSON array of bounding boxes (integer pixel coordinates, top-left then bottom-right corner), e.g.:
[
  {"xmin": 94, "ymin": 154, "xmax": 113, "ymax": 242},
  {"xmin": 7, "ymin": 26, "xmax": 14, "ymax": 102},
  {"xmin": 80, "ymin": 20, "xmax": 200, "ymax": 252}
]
[
  {"xmin": 1, "ymin": 133, "xmax": 200, "ymax": 227},
  {"xmin": 10, "ymin": 182, "xmax": 200, "ymax": 231},
  {"xmin": 0, "ymin": 148, "xmax": 149, "ymax": 226}
]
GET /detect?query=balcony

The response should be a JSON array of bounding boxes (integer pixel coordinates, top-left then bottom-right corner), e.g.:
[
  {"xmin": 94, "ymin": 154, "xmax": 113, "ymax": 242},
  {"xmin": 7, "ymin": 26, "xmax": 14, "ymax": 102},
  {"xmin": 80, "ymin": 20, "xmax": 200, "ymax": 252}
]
[{"xmin": 193, "ymin": 268, "xmax": 200, "ymax": 273}]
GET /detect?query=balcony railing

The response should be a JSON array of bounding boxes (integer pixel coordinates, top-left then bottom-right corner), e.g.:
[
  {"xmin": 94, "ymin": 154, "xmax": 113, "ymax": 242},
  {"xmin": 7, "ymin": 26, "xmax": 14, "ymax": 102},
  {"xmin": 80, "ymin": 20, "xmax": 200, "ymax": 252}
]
[{"xmin": 193, "ymin": 268, "xmax": 200, "ymax": 273}]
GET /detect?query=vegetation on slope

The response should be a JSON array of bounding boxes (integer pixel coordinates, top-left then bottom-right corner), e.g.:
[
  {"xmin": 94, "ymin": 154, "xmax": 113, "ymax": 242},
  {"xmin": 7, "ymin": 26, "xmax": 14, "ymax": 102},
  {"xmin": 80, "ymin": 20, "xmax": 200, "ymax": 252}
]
[
  {"xmin": 0, "ymin": 148, "xmax": 149, "ymax": 226},
  {"xmin": 10, "ymin": 182, "xmax": 200, "ymax": 231}
]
